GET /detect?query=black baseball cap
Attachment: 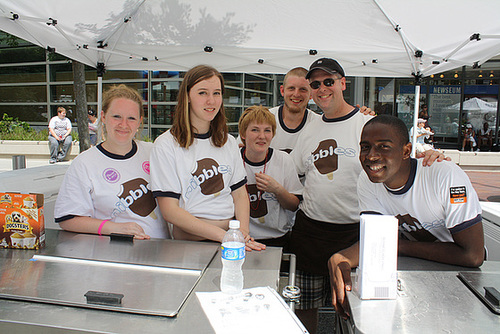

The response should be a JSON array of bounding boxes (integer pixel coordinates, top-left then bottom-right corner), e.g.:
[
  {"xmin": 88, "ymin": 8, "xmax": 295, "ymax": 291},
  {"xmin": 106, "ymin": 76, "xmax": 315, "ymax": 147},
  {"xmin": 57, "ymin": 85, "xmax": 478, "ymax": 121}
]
[
  {"xmin": 306, "ymin": 58, "xmax": 345, "ymax": 79},
  {"xmin": 88, "ymin": 109, "xmax": 97, "ymax": 116}
]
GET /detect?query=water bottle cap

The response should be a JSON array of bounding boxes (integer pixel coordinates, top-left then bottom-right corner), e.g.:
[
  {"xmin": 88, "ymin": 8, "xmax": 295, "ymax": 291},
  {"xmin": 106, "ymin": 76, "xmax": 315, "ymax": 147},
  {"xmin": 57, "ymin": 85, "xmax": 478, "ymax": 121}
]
[{"xmin": 229, "ymin": 220, "xmax": 240, "ymax": 229}]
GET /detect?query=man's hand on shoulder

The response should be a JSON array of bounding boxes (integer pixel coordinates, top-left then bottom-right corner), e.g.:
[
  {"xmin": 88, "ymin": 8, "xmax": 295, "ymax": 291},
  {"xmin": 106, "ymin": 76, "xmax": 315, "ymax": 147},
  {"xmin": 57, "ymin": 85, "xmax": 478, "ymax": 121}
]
[
  {"xmin": 418, "ymin": 149, "xmax": 451, "ymax": 166},
  {"xmin": 357, "ymin": 104, "xmax": 376, "ymax": 116}
]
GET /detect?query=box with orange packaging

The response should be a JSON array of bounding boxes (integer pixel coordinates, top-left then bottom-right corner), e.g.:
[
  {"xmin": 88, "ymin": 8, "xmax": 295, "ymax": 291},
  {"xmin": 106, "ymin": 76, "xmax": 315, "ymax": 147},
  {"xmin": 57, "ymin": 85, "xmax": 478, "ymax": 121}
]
[{"xmin": 0, "ymin": 192, "xmax": 45, "ymax": 249}]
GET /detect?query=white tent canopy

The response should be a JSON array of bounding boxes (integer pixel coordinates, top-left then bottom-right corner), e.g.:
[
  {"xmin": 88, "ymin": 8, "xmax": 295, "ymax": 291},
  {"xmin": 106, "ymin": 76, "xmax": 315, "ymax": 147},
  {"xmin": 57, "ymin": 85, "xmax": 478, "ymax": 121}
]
[
  {"xmin": 446, "ymin": 97, "xmax": 498, "ymax": 112},
  {"xmin": 445, "ymin": 97, "xmax": 498, "ymax": 131},
  {"xmin": 1, "ymin": 0, "xmax": 500, "ymax": 77},
  {"xmin": 1, "ymin": 0, "xmax": 500, "ymax": 155}
]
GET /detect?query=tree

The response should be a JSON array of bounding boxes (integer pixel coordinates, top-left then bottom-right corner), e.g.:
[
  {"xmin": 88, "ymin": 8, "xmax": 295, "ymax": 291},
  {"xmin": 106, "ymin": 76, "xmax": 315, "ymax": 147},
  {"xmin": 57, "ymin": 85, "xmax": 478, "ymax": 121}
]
[{"xmin": 72, "ymin": 60, "xmax": 91, "ymax": 152}]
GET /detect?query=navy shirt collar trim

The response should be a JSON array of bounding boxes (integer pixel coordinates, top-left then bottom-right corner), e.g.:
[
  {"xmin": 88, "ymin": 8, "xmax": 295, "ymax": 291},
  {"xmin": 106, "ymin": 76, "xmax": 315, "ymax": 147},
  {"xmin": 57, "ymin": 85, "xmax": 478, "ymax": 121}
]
[
  {"xmin": 240, "ymin": 147, "xmax": 274, "ymax": 166},
  {"xmin": 322, "ymin": 107, "xmax": 359, "ymax": 123},
  {"xmin": 194, "ymin": 132, "xmax": 211, "ymax": 140},
  {"xmin": 97, "ymin": 140, "xmax": 138, "ymax": 160},
  {"xmin": 386, "ymin": 158, "xmax": 417, "ymax": 195},
  {"xmin": 278, "ymin": 105, "xmax": 309, "ymax": 133}
]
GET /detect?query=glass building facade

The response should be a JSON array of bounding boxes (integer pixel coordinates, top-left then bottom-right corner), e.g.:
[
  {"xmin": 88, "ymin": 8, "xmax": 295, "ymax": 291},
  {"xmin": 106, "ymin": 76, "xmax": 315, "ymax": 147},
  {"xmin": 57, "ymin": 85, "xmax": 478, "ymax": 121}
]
[
  {"xmin": 363, "ymin": 63, "xmax": 500, "ymax": 149},
  {"xmin": 1, "ymin": 31, "xmax": 499, "ymax": 148}
]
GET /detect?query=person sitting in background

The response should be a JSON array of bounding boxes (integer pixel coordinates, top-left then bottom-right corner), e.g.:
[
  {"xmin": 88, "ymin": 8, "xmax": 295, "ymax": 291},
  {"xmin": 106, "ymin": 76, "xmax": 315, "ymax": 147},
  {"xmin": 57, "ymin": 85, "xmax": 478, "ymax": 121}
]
[
  {"xmin": 88, "ymin": 109, "xmax": 99, "ymax": 146},
  {"xmin": 477, "ymin": 122, "xmax": 492, "ymax": 151},
  {"xmin": 328, "ymin": 115, "xmax": 484, "ymax": 318},
  {"xmin": 410, "ymin": 118, "xmax": 434, "ymax": 154},
  {"xmin": 238, "ymin": 106, "xmax": 303, "ymax": 251},
  {"xmin": 55, "ymin": 85, "xmax": 170, "ymax": 239},
  {"xmin": 48, "ymin": 106, "xmax": 72, "ymax": 163},
  {"xmin": 462, "ymin": 123, "xmax": 477, "ymax": 151}
]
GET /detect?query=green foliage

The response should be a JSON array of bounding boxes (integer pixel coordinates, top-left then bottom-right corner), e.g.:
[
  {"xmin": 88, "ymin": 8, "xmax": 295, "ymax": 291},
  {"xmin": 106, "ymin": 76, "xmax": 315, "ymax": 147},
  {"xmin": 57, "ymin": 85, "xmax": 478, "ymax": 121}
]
[
  {"xmin": 0, "ymin": 113, "xmax": 47, "ymax": 140},
  {"xmin": 0, "ymin": 32, "xmax": 20, "ymax": 47}
]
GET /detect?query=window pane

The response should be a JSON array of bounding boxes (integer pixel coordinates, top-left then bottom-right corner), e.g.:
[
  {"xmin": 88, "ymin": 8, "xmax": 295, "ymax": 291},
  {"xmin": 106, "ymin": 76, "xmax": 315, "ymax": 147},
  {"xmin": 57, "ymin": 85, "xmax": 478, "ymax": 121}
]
[
  {"xmin": 228, "ymin": 124, "xmax": 239, "ymax": 138},
  {"xmin": 0, "ymin": 46, "xmax": 45, "ymax": 63},
  {"xmin": 223, "ymin": 73, "xmax": 243, "ymax": 87},
  {"xmin": 224, "ymin": 88, "xmax": 242, "ymax": 105},
  {"xmin": 151, "ymin": 127, "xmax": 169, "ymax": 140},
  {"xmin": 51, "ymin": 85, "xmax": 74, "ymax": 104},
  {"xmin": 225, "ymin": 106, "xmax": 242, "ymax": 124},
  {"xmin": 244, "ymin": 91, "xmax": 271, "ymax": 106},
  {"xmin": 151, "ymin": 105, "xmax": 175, "ymax": 125},
  {"xmin": 102, "ymin": 82, "xmax": 148, "ymax": 101},
  {"xmin": 0, "ymin": 85, "xmax": 46, "ymax": 102},
  {"xmin": 365, "ymin": 78, "xmax": 394, "ymax": 115},
  {"xmin": 0, "ymin": 65, "xmax": 46, "ymax": 83},
  {"xmin": 245, "ymin": 74, "xmax": 272, "ymax": 91},
  {"xmin": 0, "ymin": 105, "xmax": 48, "ymax": 122},
  {"xmin": 151, "ymin": 71, "xmax": 181, "ymax": 79},
  {"xmin": 103, "ymin": 70, "xmax": 147, "ymax": 80},
  {"xmin": 49, "ymin": 63, "xmax": 73, "ymax": 82},
  {"xmin": 151, "ymin": 81, "xmax": 180, "ymax": 102}
]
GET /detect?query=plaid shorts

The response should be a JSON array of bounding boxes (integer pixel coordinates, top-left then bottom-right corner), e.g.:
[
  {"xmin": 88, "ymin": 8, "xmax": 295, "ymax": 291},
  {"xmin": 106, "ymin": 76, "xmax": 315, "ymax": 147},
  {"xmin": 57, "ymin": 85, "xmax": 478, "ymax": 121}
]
[{"xmin": 295, "ymin": 269, "xmax": 332, "ymax": 310}]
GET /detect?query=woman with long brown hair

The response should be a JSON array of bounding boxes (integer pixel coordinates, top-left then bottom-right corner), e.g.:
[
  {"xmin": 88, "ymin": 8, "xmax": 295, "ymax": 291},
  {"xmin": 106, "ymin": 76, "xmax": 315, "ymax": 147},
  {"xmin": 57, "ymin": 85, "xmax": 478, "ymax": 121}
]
[{"xmin": 150, "ymin": 65, "xmax": 264, "ymax": 251}]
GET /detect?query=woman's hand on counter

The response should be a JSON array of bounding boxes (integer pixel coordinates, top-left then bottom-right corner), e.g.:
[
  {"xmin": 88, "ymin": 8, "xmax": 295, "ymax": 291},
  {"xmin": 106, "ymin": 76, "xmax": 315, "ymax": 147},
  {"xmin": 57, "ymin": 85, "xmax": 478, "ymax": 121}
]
[
  {"xmin": 244, "ymin": 235, "xmax": 266, "ymax": 252},
  {"xmin": 107, "ymin": 221, "xmax": 151, "ymax": 240},
  {"xmin": 59, "ymin": 217, "xmax": 150, "ymax": 240}
]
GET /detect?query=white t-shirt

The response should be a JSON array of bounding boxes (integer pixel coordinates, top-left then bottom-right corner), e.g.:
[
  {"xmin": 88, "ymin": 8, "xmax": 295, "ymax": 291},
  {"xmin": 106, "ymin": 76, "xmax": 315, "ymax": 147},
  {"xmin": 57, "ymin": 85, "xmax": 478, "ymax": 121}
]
[
  {"xmin": 410, "ymin": 126, "xmax": 431, "ymax": 145},
  {"xmin": 268, "ymin": 106, "xmax": 321, "ymax": 153},
  {"xmin": 242, "ymin": 147, "xmax": 303, "ymax": 239},
  {"xmin": 291, "ymin": 108, "xmax": 373, "ymax": 223},
  {"xmin": 357, "ymin": 159, "xmax": 482, "ymax": 242},
  {"xmin": 150, "ymin": 131, "xmax": 247, "ymax": 220},
  {"xmin": 49, "ymin": 116, "xmax": 72, "ymax": 138},
  {"xmin": 55, "ymin": 141, "xmax": 170, "ymax": 239}
]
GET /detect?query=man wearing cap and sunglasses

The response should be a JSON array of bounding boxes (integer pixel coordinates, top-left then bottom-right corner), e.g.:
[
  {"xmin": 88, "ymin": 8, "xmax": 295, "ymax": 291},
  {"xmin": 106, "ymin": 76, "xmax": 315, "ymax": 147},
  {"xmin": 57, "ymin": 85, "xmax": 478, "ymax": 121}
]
[{"xmin": 289, "ymin": 58, "xmax": 445, "ymax": 332}]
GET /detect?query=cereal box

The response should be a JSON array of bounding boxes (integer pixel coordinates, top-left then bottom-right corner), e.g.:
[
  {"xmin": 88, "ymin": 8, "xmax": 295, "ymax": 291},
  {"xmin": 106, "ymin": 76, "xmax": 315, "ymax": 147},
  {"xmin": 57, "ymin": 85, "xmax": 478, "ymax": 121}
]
[{"xmin": 0, "ymin": 192, "xmax": 45, "ymax": 249}]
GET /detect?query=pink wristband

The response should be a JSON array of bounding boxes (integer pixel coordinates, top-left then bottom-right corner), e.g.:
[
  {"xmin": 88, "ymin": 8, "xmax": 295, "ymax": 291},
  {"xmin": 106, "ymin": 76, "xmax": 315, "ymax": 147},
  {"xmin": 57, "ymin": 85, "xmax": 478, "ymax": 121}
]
[{"xmin": 98, "ymin": 220, "xmax": 109, "ymax": 236}]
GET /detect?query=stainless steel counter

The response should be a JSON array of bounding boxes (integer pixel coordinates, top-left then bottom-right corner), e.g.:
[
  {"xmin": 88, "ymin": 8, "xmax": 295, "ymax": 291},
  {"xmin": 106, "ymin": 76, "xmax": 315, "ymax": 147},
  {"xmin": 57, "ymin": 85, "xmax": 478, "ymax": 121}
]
[
  {"xmin": 341, "ymin": 257, "xmax": 500, "ymax": 333},
  {"xmin": 0, "ymin": 229, "xmax": 283, "ymax": 333}
]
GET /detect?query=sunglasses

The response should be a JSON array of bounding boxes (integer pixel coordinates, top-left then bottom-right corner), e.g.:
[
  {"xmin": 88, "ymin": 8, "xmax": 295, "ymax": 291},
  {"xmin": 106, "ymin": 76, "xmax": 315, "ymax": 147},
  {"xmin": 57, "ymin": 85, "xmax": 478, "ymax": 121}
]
[{"xmin": 309, "ymin": 78, "xmax": 338, "ymax": 90}]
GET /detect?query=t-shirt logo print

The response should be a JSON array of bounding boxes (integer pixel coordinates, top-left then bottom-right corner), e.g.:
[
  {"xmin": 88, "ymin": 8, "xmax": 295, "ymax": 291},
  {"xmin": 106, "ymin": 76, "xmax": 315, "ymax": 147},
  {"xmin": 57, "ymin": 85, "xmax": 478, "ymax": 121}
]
[
  {"xmin": 312, "ymin": 139, "xmax": 338, "ymax": 180},
  {"xmin": 192, "ymin": 158, "xmax": 224, "ymax": 196},
  {"xmin": 247, "ymin": 184, "xmax": 268, "ymax": 221},
  {"xmin": 118, "ymin": 178, "xmax": 157, "ymax": 219},
  {"xmin": 396, "ymin": 214, "xmax": 437, "ymax": 242}
]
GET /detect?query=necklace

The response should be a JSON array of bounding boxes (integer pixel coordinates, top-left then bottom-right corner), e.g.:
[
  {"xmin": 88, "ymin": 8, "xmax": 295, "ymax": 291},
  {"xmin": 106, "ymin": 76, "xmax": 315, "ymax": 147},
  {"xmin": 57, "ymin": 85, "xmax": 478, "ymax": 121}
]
[{"xmin": 243, "ymin": 148, "xmax": 269, "ymax": 211}]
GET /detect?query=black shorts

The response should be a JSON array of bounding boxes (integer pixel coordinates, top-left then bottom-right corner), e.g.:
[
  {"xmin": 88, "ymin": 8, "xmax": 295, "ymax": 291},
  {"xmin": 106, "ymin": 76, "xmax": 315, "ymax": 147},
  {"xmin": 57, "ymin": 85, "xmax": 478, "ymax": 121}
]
[{"xmin": 290, "ymin": 210, "xmax": 359, "ymax": 275}]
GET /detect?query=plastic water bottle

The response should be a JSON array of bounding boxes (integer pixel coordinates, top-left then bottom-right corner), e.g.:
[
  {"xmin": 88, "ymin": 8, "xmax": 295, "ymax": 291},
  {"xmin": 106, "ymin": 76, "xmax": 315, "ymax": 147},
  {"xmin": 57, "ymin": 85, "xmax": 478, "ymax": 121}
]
[{"xmin": 220, "ymin": 220, "xmax": 245, "ymax": 294}]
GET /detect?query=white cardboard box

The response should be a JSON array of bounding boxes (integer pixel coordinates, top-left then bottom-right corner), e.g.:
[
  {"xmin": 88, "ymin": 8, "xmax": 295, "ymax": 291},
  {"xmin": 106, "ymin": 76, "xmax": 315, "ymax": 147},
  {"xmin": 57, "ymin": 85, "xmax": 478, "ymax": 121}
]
[{"xmin": 355, "ymin": 214, "xmax": 398, "ymax": 299}]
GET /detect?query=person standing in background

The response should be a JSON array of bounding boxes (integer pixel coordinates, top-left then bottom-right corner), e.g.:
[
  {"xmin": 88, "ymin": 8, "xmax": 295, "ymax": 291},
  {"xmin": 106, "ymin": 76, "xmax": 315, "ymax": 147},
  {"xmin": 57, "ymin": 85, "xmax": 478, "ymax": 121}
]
[
  {"xmin": 88, "ymin": 109, "xmax": 99, "ymax": 146},
  {"xmin": 48, "ymin": 106, "xmax": 72, "ymax": 164}
]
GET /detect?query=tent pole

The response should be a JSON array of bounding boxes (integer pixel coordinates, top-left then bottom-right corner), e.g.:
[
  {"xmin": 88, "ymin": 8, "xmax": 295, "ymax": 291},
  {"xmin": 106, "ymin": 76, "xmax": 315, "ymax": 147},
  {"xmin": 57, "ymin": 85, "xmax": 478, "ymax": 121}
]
[
  {"xmin": 96, "ymin": 62, "xmax": 105, "ymax": 143},
  {"xmin": 98, "ymin": 76, "xmax": 103, "ymax": 116},
  {"xmin": 411, "ymin": 85, "xmax": 420, "ymax": 158},
  {"xmin": 97, "ymin": 76, "xmax": 103, "ymax": 143}
]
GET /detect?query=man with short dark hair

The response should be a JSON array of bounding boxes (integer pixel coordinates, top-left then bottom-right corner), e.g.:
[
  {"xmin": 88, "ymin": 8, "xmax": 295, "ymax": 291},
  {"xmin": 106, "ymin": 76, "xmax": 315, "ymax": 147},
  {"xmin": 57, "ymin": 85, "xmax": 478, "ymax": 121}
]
[
  {"xmin": 328, "ymin": 115, "xmax": 484, "ymax": 318},
  {"xmin": 289, "ymin": 59, "xmax": 446, "ymax": 333}
]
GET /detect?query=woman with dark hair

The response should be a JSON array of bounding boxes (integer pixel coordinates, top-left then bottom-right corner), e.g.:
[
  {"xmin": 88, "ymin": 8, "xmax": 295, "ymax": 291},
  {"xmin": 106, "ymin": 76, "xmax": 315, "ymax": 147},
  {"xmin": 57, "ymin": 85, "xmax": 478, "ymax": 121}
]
[
  {"xmin": 150, "ymin": 65, "xmax": 264, "ymax": 251},
  {"xmin": 55, "ymin": 84, "xmax": 170, "ymax": 239}
]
